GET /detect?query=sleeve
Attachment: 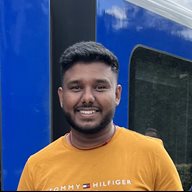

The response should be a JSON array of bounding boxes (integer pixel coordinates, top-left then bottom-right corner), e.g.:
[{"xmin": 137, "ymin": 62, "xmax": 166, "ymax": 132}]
[
  {"xmin": 154, "ymin": 145, "xmax": 183, "ymax": 191},
  {"xmin": 17, "ymin": 159, "xmax": 34, "ymax": 191}
]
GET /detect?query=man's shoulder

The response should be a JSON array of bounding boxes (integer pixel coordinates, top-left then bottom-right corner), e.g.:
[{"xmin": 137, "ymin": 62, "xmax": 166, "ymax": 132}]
[
  {"xmin": 117, "ymin": 126, "xmax": 164, "ymax": 147},
  {"xmin": 27, "ymin": 136, "xmax": 65, "ymax": 165}
]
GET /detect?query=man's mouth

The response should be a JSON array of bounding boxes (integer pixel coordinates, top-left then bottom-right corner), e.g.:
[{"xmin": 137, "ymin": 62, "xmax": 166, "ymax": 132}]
[
  {"xmin": 76, "ymin": 107, "xmax": 100, "ymax": 115},
  {"xmin": 79, "ymin": 110, "xmax": 96, "ymax": 115}
]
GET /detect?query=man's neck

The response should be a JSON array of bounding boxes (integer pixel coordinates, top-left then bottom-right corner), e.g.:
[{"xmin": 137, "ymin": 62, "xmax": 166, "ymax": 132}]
[{"xmin": 67, "ymin": 123, "xmax": 116, "ymax": 150}]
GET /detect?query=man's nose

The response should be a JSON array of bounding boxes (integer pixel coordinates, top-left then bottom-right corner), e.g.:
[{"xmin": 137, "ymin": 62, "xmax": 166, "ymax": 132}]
[{"xmin": 81, "ymin": 88, "xmax": 95, "ymax": 104}]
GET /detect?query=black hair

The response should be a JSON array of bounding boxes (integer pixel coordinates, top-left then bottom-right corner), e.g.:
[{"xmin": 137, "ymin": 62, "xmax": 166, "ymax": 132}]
[{"xmin": 59, "ymin": 41, "xmax": 119, "ymax": 83}]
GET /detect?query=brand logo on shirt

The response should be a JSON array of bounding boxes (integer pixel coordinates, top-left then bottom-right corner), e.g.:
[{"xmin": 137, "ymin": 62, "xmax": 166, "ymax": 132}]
[
  {"xmin": 82, "ymin": 183, "xmax": 90, "ymax": 189},
  {"xmin": 48, "ymin": 179, "xmax": 132, "ymax": 191}
]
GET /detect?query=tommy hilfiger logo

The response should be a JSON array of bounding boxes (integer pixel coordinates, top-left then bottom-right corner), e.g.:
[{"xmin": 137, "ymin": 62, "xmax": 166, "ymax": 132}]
[
  {"xmin": 48, "ymin": 179, "xmax": 132, "ymax": 191},
  {"xmin": 82, "ymin": 183, "xmax": 90, "ymax": 189}
]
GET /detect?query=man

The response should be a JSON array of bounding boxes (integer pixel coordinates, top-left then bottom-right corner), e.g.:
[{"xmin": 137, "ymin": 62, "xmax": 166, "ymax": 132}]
[
  {"xmin": 17, "ymin": 41, "xmax": 183, "ymax": 191},
  {"xmin": 144, "ymin": 128, "xmax": 159, "ymax": 138}
]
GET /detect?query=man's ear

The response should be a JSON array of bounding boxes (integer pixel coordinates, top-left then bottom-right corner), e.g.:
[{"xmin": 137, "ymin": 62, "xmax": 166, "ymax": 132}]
[
  {"xmin": 58, "ymin": 87, "xmax": 63, "ymax": 108},
  {"xmin": 115, "ymin": 84, "xmax": 122, "ymax": 106}
]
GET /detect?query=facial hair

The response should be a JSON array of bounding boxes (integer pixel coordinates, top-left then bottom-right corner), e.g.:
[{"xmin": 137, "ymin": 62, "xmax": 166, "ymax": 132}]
[{"xmin": 62, "ymin": 108, "xmax": 115, "ymax": 134}]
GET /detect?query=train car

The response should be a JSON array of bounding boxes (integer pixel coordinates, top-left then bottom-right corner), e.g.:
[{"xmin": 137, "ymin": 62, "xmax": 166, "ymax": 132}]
[{"xmin": 1, "ymin": 0, "xmax": 192, "ymax": 190}]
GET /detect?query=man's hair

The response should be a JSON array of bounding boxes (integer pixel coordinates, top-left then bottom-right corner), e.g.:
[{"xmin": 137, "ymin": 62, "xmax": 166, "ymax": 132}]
[{"xmin": 59, "ymin": 41, "xmax": 119, "ymax": 82}]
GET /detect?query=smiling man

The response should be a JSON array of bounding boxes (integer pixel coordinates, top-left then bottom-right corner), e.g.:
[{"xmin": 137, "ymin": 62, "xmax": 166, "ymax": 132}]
[
  {"xmin": 58, "ymin": 61, "xmax": 121, "ymax": 149},
  {"xmin": 17, "ymin": 41, "xmax": 183, "ymax": 191}
]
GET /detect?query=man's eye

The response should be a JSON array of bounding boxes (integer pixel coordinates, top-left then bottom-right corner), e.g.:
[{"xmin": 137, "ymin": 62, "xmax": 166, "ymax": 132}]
[
  {"xmin": 95, "ymin": 85, "xmax": 107, "ymax": 91},
  {"xmin": 70, "ymin": 86, "xmax": 81, "ymax": 91}
]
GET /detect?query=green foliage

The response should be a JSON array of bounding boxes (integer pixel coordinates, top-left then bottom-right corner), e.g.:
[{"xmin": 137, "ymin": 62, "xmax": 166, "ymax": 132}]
[{"xmin": 176, "ymin": 163, "xmax": 192, "ymax": 191}]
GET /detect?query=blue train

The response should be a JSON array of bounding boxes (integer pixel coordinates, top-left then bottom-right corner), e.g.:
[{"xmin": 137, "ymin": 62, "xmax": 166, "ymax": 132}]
[{"xmin": 1, "ymin": 0, "xmax": 192, "ymax": 190}]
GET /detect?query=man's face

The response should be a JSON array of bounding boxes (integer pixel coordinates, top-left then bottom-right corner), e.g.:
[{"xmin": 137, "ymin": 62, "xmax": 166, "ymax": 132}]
[{"xmin": 58, "ymin": 62, "xmax": 122, "ymax": 134}]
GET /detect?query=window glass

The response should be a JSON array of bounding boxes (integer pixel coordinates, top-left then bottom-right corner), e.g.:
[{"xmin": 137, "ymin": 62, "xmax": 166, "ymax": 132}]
[{"xmin": 129, "ymin": 46, "xmax": 192, "ymax": 190}]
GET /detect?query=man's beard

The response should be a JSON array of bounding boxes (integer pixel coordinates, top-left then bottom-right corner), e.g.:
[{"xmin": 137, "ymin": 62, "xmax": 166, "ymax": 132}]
[{"xmin": 62, "ymin": 109, "xmax": 115, "ymax": 134}]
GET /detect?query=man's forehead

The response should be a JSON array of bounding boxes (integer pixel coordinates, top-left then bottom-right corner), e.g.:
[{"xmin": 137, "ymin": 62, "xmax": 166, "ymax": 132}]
[
  {"xmin": 68, "ymin": 61, "xmax": 111, "ymax": 71},
  {"xmin": 62, "ymin": 62, "xmax": 118, "ymax": 84}
]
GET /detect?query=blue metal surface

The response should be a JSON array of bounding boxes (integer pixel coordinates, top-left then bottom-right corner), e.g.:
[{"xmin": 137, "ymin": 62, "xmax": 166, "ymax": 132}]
[
  {"xmin": 0, "ymin": 0, "xmax": 51, "ymax": 190},
  {"xmin": 96, "ymin": 0, "xmax": 192, "ymax": 128}
]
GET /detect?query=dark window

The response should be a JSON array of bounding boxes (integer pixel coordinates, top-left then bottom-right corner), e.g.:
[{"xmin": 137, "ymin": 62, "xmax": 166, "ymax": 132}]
[{"xmin": 129, "ymin": 46, "xmax": 192, "ymax": 190}]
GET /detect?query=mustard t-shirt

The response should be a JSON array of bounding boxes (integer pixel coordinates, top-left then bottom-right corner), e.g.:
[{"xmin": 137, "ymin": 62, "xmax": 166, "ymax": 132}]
[{"xmin": 17, "ymin": 127, "xmax": 183, "ymax": 191}]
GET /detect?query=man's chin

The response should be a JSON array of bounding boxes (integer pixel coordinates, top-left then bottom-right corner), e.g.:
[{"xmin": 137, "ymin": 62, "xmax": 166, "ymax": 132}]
[
  {"xmin": 64, "ymin": 110, "xmax": 114, "ymax": 134},
  {"xmin": 72, "ymin": 123, "xmax": 103, "ymax": 134}
]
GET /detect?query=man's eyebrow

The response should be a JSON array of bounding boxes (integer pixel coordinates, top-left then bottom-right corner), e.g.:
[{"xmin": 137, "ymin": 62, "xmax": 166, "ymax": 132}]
[
  {"xmin": 67, "ymin": 80, "xmax": 80, "ymax": 84},
  {"xmin": 65, "ymin": 79, "xmax": 111, "ymax": 86},
  {"xmin": 95, "ymin": 79, "xmax": 110, "ymax": 84}
]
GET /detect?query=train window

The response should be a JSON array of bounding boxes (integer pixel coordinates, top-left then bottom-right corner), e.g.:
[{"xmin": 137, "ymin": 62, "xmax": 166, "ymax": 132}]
[{"xmin": 129, "ymin": 46, "xmax": 192, "ymax": 189}]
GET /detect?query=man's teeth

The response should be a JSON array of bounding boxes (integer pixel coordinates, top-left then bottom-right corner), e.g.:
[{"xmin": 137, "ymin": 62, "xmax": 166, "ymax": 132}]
[{"xmin": 80, "ymin": 110, "xmax": 96, "ymax": 114}]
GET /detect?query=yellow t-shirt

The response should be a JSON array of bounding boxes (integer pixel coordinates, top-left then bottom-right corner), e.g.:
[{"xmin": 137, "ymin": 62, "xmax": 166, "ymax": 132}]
[{"xmin": 17, "ymin": 127, "xmax": 183, "ymax": 191}]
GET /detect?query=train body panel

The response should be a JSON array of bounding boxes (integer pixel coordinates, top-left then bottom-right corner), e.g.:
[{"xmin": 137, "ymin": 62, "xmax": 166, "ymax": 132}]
[
  {"xmin": 96, "ymin": 0, "xmax": 192, "ymax": 127},
  {"xmin": 0, "ymin": 0, "xmax": 51, "ymax": 190}
]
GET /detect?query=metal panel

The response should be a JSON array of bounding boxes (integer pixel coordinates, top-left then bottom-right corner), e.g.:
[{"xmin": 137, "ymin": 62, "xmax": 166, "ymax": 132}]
[
  {"xmin": 96, "ymin": 0, "xmax": 192, "ymax": 128},
  {"xmin": 0, "ymin": 0, "xmax": 51, "ymax": 190}
]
